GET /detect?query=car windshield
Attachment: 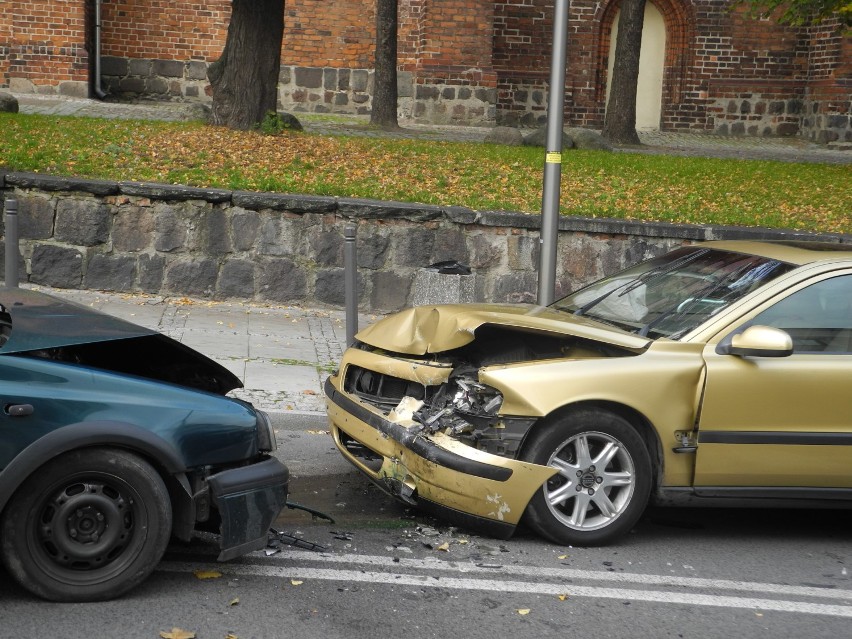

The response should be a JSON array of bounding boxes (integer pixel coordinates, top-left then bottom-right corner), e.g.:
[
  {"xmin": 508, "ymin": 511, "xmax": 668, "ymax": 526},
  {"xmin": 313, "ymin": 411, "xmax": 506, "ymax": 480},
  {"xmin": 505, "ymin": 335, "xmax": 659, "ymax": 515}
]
[{"xmin": 551, "ymin": 247, "xmax": 795, "ymax": 339}]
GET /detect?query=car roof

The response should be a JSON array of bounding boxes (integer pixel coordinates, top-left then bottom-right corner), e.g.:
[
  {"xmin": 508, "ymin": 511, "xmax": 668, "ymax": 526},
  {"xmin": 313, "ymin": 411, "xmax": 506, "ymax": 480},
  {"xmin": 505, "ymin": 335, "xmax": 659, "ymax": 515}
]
[{"xmin": 700, "ymin": 240, "xmax": 852, "ymax": 266}]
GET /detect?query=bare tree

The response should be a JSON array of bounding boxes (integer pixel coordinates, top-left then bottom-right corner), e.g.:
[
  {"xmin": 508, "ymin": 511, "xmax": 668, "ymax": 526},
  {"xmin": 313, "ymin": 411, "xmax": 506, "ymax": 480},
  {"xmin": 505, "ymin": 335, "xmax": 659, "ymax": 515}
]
[
  {"xmin": 602, "ymin": 0, "xmax": 646, "ymax": 145},
  {"xmin": 208, "ymin": 0, "xmax": 285, "ymax": 130},
  {"xmin": 371, "ymin": 0, "xmax": 399, "ymax": 129}
]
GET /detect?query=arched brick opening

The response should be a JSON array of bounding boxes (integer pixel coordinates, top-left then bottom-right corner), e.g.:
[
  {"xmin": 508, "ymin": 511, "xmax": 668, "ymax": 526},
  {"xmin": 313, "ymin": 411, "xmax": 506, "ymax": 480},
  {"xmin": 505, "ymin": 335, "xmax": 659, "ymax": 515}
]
[{"xmin": 595, "ymin": 0, "xmax": 696, "ymax": 131}]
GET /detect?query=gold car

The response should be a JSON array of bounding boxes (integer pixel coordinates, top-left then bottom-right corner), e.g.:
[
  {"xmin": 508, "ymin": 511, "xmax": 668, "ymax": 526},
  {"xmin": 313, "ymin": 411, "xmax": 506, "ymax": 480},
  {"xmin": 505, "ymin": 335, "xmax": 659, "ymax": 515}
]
[{"xmin": 324, "ymin": 241, "xmax": 852, "ymax": 545}]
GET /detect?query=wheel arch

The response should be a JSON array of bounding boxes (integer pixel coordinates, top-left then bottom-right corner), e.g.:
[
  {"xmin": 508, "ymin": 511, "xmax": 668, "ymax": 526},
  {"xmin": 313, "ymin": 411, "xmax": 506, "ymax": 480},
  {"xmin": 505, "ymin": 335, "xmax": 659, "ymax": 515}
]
[
  {"xmin": 520, "ymin": 400, "xmax": 664, "ymax": 487},
  {"xmin": 0, "ymin": 421, "xmax": 194, "ymax": 534}
]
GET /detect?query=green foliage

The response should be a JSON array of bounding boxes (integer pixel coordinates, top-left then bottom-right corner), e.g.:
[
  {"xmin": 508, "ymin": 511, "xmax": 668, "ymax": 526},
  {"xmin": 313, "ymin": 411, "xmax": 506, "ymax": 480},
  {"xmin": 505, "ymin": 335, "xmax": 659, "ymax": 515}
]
[
  {"xmin": 255, "ymin": 111, "xmax": 292, "ymax": 135},
  {"xmin": 736, "ymin": 0, "xmax": 851, "ymax": 27}
]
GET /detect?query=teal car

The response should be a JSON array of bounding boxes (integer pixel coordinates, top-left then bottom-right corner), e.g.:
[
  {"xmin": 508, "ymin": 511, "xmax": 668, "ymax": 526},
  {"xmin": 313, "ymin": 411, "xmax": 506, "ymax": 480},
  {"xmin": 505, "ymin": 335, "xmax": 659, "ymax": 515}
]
[{"xmin": 0, "ymin": 288, "xmax": 289, "ymax": 601}]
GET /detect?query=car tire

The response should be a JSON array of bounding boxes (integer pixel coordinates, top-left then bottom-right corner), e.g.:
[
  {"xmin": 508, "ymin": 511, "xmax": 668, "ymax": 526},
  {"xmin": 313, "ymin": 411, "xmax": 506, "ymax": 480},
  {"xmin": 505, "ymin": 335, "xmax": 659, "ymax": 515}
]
[
  {"xmin": 521, "ymin": 408, "xmax": 652, "ymax": 546},
  {"xmin": 0, "ymin": 448, "xmax": 172, "ymax": 602}
]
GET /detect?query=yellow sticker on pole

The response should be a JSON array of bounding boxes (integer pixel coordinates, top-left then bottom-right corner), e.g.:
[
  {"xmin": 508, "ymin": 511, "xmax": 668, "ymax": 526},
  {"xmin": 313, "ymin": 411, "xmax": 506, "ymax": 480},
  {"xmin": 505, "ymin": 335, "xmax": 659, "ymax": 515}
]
[{"xmin": 545, "ymin": 152, "xmax": 562, "ymax": 164}]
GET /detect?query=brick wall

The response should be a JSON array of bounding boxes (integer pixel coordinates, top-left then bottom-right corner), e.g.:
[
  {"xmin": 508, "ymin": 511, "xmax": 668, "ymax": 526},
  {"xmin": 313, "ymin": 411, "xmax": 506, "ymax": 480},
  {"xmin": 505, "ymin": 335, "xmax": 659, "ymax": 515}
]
[
  {"xmin": 1, "ymin": 0, "xmax": 849, "ymax": 142},
  {"xmin": 101, "ymin": 1, "xmax": 229, "ymax": 61},
  {"xmin": 492, "ymin": 0, "xmax": 849, "ymax": 142},
  {"xmin": 283, "ymin": 0, "xmax": 375, "ymax": 68},
  {"xmin": 2, "ymin": 0, "xmax": 89, "ymax": 95}
]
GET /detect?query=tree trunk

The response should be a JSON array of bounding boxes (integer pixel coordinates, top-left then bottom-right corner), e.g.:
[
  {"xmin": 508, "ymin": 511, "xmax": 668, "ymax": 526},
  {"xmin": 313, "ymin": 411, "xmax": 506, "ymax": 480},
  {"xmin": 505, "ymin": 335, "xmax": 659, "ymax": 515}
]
[
  {"xmin": 602, "ymin": 0, "xmax": 646, "ymax": 145},
  {"xmin": 208, "ymin": 0, "xmax": 285, "ymax": 130},
  {"xmin": 370, "ymin": 0, "xmax": 399, "ymax": 129}
]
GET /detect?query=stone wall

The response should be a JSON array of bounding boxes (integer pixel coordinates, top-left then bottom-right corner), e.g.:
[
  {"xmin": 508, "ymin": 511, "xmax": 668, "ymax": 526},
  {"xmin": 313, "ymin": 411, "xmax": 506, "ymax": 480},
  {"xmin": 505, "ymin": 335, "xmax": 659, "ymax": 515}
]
[{"xmin": 1, "ymin": 172, "xmax": 848, "ymax": 312}]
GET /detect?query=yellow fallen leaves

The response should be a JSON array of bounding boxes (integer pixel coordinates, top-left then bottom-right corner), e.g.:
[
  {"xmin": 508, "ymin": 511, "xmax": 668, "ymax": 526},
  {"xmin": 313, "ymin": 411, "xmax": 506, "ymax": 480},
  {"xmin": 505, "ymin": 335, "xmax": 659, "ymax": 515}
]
[
  {"xmin": 193, "ymin": 569, "xmax": 223, "ymax": 580},
  {"xmin": 160, "ymin": 629, "xmax": 195, "ymax": 639},
  {"xmin": 291, "ymin": 579, "xmax": 304, "ymax": 586},
  {"xmin": 517, "ymin": 609, "xmax": 531, "ymax": 616}
]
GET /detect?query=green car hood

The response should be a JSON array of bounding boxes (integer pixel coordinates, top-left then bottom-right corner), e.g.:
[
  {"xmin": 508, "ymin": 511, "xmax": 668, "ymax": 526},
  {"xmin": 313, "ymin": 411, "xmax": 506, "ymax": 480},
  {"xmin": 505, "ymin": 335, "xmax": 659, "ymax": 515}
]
[{"xmin": 0, "ymin": 288, "xmax": 242, "ymax": 395}]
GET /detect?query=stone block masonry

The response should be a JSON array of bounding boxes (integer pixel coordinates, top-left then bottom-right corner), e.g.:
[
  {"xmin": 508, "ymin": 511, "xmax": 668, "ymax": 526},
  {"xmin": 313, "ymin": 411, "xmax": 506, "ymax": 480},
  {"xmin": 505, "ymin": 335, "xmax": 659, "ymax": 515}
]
[{"xmin": 1, "ymin": 172, "xmax": 848, "ymax": 312}]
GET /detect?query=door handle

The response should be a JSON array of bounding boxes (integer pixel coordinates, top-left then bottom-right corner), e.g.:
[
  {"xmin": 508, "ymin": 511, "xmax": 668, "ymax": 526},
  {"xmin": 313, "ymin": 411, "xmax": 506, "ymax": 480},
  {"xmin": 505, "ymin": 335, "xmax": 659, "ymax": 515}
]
[{"xmin": 5, "ymin": 404, "xmax": 34, "ymax": 417}]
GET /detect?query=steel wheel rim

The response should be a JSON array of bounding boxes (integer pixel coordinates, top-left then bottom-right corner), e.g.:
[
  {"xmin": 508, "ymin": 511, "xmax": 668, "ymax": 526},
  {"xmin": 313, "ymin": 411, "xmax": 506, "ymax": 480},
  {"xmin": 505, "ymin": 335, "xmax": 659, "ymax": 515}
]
[
  {"xmin": 28, "ymin": 471, "xmax": 148, "ymax": 585},
  {"xmin": 542, "ymin": 430, "xmax": 636, "ymax": 532}
]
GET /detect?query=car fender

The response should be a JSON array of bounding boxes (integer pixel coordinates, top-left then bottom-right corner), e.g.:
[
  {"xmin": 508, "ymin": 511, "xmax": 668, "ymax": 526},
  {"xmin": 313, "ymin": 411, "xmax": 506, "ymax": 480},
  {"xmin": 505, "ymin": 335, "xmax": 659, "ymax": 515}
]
[{"xmin": 0, "ymin": 420, "xmax": 188, "ymax": 514}]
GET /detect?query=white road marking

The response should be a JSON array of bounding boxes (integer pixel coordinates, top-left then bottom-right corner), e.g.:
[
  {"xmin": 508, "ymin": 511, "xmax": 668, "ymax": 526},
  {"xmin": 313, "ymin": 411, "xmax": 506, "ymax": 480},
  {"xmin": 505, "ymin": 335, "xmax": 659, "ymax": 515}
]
[
  {"xmin": 262, "ymin": 549, "xmax": 852, "ymax": 601},
  {"xmin": 158, "ymin": 552, "xmax": 852, "ymax": 618}
]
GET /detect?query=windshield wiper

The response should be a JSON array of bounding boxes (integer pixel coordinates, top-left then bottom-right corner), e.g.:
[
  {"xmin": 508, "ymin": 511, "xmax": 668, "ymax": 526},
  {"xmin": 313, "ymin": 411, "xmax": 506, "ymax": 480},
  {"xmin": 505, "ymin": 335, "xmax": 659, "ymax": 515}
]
[
  {"xmin": 572, "ymin": 249, "xmax": 708, "ymax": 318},
  {"xmin": 637, "ymin": 260, "xmax": 756, "ymax": 338}
]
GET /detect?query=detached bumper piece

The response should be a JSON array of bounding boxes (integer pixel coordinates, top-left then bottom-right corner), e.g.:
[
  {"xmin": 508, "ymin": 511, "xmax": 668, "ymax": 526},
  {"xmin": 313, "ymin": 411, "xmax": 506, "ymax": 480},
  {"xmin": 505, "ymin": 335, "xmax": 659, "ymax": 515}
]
[{"xmin": 207, "ymin": 456, "xmax": 289, "ymax": 561}]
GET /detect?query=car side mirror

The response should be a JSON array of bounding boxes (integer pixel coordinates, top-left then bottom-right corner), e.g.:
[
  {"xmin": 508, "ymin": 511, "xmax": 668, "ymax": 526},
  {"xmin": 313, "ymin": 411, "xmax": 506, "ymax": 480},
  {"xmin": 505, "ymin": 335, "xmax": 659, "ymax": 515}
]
[{"xmin": 717, "ymin": 325, "xmax": 793, "ymax": 358}]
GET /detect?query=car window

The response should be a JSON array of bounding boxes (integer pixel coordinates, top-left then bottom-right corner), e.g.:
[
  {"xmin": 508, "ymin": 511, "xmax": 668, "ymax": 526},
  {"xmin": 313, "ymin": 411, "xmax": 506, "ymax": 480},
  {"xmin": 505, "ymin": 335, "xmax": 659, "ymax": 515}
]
[
  {"xmin": 751, "ymin": 274, "xmax": 852, "ymax": 354},
  {"xmin": 552, "ymin": 247, "xmax": 795, "ymax": 339}
]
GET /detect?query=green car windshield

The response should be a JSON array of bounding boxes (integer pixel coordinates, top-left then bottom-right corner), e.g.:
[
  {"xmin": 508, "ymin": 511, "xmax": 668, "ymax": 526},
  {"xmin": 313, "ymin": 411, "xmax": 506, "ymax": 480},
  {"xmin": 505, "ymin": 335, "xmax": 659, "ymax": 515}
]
[{"xmin": 551, "ymin": 247, "xmax": 795, "ymax": 340}]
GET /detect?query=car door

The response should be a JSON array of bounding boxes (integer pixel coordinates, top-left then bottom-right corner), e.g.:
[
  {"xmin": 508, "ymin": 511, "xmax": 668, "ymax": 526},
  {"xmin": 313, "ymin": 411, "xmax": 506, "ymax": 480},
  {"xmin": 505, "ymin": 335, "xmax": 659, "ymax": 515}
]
[{"xmin": 693, "ymin": 271, "xmax": 852, "ymax": 493}]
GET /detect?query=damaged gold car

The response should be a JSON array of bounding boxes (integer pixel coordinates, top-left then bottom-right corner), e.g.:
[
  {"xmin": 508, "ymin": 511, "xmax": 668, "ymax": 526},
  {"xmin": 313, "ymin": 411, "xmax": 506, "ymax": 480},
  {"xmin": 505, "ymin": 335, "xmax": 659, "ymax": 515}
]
[{"xmin": 324, "ymin": 241, "xmax": 852, "ymax": 545}]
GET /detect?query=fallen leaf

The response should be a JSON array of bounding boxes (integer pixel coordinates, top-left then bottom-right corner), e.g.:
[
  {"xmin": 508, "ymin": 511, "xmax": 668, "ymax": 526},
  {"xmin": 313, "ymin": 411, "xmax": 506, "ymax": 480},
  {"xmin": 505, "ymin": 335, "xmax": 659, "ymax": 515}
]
[
  {"xmin": 159, "ymin": 629, "xmax": 196, "ymax": 639},
  {"xmin": 558, "ymin": 594, "xmax": 569, "ymax": 601},
  {"xmin": 194, "ymin": 569, "xmax": 223, "ymax": 580},
  {"xmin": 436, "ymin": 542, "xmax": 450, "ymax": 552},
  {"xmin": 558, "ymin": 555, "xmax": 569, "ymax": 560},
  {"xmin": 229, "ymin": 597, "xmax": 240, "ymax": 606},
  {"xmin": 225, "ymin": 634, "xmax": 239, "ymax": 639},
  {"xmin": 291, "ymin": 579, "xmax": 303, "ymax": 586},
  {"xmin": 517, "ymin": 609, "xmax": 531, "ymax": 616}
]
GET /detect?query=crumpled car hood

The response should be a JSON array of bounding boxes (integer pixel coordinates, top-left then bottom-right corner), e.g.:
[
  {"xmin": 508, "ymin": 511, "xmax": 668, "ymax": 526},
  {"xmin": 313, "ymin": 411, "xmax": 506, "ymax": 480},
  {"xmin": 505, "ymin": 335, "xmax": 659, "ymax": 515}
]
[
  {"xmin": 356, "ymin": 303, "xmax": 650, "ymax": 355},
  {"xmin": 0, "ymin": 288, "xmax": 242, "ymax": 394}
]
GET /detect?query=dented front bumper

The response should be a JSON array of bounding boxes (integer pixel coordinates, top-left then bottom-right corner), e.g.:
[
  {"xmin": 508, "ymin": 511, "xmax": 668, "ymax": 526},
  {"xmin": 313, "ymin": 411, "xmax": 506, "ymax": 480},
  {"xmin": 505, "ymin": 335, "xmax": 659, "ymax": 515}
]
[{"xmin": 325, "ymin": 376, "xmax": 555, "ymax": 538}]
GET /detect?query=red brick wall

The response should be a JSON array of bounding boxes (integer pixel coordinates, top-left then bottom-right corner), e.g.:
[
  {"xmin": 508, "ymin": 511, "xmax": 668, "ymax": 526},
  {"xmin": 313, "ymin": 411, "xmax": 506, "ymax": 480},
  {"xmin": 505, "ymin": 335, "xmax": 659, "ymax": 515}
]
[
  {"xmin": 1, "ymin": 0, "xmax": 849, "ymax": 140},
  {"xmin": 491, "ymin": 0, "xmax": 848, "ymax": 137},
  {"xmin": 2, "ymin": 0, "xmax": 89, "ymax": 87},
  {"xmin": 0, "ymin": 10, "xmax": 11, "ymax": 85},
  {"xmin": 100, "ymin": 1, "xmax": 229, "ymax": 60},
  {"xmin": 284, "ymin": 0, "xmax": 375, "ymax": 68},
  {"xmin": 102, "ymin": 1, "xmax": 377, "ymax": 68}
]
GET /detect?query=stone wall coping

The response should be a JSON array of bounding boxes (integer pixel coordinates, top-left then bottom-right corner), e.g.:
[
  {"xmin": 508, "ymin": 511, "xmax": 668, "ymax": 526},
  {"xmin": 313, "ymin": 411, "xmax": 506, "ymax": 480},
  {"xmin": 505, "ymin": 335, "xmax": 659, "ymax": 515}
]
[{"xmin": 2, "ymin": 170, "xmax": 850, "ymax": 244}]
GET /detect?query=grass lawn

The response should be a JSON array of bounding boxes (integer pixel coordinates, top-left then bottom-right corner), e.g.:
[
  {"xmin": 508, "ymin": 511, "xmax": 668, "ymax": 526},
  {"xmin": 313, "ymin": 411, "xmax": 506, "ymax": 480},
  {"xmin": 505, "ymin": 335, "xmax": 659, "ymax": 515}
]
[{"xmin": 1, "ymin": 113, "xmax": 849, "ymax": 235}]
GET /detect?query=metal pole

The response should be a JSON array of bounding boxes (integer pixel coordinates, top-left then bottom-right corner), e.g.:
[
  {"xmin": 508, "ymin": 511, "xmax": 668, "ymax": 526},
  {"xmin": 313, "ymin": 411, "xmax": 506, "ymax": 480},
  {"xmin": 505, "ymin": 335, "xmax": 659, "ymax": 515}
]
[
  {"xmin": 344, "ymin": 221, "xmax": 358, "ymax": 345},
  {"xmin": 537, "ymin": 0, "xmax": 570, "ymax": 306},
  {"xmin": 4, "ymin": 197, "xmax": 19, "ymax": 288}
]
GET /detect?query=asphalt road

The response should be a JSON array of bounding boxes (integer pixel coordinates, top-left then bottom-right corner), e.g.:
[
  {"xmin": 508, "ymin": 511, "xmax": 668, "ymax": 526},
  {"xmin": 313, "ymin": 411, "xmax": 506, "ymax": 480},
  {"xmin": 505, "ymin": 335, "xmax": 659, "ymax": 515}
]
[{"xmin": 1, "ymin": 415, "xmax": 851, "ymax": 638}]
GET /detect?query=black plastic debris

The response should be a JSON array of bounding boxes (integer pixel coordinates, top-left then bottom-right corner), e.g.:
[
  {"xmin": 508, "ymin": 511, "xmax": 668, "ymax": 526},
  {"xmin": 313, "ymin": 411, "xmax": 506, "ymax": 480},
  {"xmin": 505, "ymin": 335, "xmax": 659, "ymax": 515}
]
[
  {"xmin": 286, "ymin": 500, "xmax": 336, "ymax": 524},
  {"xmin": 424, "ymin": 260, "xmax": 472, "ymax": 275},
  {"xmin": 267, "ymin": 528, "xmax": 329, "ymax": 554},
  {"xmin": 331, "ymin": 530, "xmax": 354, "ymax": 541}
]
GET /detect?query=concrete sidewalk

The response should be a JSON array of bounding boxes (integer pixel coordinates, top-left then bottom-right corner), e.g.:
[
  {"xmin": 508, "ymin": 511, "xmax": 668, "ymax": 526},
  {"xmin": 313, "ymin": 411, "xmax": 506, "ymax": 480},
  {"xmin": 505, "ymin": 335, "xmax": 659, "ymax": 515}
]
[{"xmin": 38, "ymin": 285, "xmax": 380, "ymax": 419}]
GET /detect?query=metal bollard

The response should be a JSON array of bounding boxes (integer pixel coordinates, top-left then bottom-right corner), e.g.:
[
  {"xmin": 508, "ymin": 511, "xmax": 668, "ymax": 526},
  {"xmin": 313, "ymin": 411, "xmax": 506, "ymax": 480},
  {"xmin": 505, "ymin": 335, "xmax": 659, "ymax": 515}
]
[
  {"xmin": 4, "ymin": 197, "xmax": 18, "ymax": 288},
  {"xmin": 343, "ymin": 221, "xmax": 358, "ymax": 345}
]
